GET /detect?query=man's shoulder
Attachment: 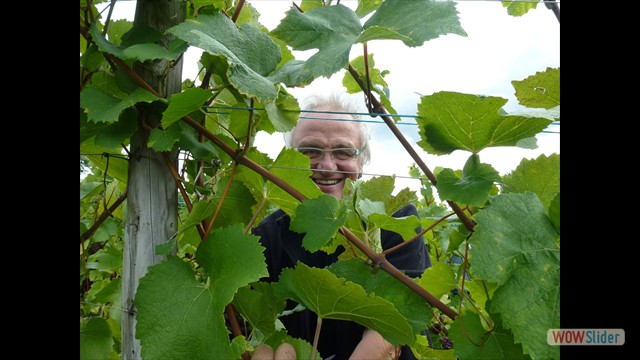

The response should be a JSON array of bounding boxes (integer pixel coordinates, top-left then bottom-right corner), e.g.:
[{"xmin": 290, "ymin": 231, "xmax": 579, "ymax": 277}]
[
  {"xmin": 253, "ymin": 209, "xmax": 289, "ymax": 233},
  {"xmin": 391, "ymin": 203, "xmax": 418, "ymax": 217}
]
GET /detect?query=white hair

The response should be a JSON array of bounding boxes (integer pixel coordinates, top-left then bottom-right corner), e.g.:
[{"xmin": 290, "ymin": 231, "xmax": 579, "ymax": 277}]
[{"xmin": 285, "ymin": 92, "xmax": 371, "ymax": 166}]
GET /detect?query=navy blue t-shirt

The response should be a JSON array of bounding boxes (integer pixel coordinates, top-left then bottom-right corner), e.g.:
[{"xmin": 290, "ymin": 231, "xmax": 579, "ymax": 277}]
[{"xmin": 252, "ymin": 204, "xmax": 431, "ymax": 360}]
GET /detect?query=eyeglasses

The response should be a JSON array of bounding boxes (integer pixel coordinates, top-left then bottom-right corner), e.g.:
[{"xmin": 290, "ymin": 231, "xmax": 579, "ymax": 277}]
[{"xmin": 294, "ymin": 147, "xmax": 363, "ymax": 161}]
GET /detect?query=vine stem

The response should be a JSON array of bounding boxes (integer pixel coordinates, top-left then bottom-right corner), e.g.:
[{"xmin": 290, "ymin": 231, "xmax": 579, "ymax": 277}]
[
  {"xmin": 339, "ymin": 226, "xmax": 458, "ymax": 320},
  {"xmin": 161, "ymin": 152, "xmax": 206, "ymax": 240},
  {"xmin": 203, "ymin": 162, "xmax": 239, "ymax": 239},
  {"xmin": 311, "ymin": 317, "xmax": 322, "ymax": 360},
  {"xmin": 80, "ymin": 190, "xmax": 128, "ymax": 244},
  {"xmin": 382, "ymin": 212, "xmax": 456, "ymax": 256}
]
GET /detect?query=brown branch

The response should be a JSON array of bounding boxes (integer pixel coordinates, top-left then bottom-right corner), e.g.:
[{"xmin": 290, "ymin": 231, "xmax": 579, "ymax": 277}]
[
  {"xmin": 231, "ymin": 0, "xmax": 246, "ymax": 23},
  {"xmin": 381, "ymin": 212, "xmax": 456, "ymax": 256},
  {"xmin": 224, "ymin": 304, "xmax": 251, "ymax": 360},
  {"xmin": 339, "ymin": 226, "xmax": 458, "ymax": 320},
  {"xmin": 203, "ymin": 163, "xmax": 239, "ymax": 239},
  {"xmin": 80, "ymin": 190, "xmax": 128, "ymax": 244},
  {"xmin": 161, "ymin": 152, "xmax": 206, "ymax": 240}
]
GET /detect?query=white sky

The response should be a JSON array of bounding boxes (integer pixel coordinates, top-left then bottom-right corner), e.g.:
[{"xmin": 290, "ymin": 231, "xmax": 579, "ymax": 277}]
[{"xmin": 101, "ymin": 0, "xmax": 560, "ymax": 193}]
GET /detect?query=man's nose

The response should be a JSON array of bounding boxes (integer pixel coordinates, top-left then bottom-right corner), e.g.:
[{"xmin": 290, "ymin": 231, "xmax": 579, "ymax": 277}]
[{"xmin": 313, "ymin": 152, "xmax": 338, "ymax": 170}]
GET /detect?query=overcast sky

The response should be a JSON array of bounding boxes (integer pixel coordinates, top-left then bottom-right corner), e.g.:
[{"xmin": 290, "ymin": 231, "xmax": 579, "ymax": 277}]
[{"xmin": 104, "ymin": 0, "xmax": 560, "ymax": 193}]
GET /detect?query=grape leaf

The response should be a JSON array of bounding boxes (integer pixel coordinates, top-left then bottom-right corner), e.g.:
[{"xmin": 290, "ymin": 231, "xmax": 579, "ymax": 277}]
[
  {"xmin": 436, "ymin": 154, "xmax": 500, "ymax": 206},
  {"xmin": 512, "ymin": 67, "xmax": 560, "ymax": 109},
  {"xmin": 80, "ymin": 317, "xmax": 113, "ymax": 360},
  {"xmin": 266, "ymin": 148, "xmax": 323, "ymax": 216},
  {"xmin": 208, "ymin": 176, "xmax": 258, "ymax": 229},
  {"xmin": 267, "ymin": 59, "xmax": 316, "ymax": 87},
  {"xmin": 148, "ymin": 124, "xmax": 181, "ymax": 151},
  {"xmin": 368, "ymin": 213, "xmax": 421, "ymax": 241},
  {"xmin": 233, "ymin": 282, "xmax": 285, "ymax": 337},
  {"xmin": 136, "ymin": 225, "xmax": 267, "ymax": 360},
  {"xmin": 168, "ymin": 13, "xmax": 281, "ymax": 103},
  {"xmin": 359, "ymin": 0, "xmax": 467, "ymax": 46},
  {"xmin": 271, "ymin": 4, "xmax": 362, "ymax": 78},
  {"xmin": 121, "ymin": 38, "xmax": 189, "ymax": 62},
  {"xmin": 469, "ymin": 193, "xmax": 559, "ymax": 360},
  {"xmin": 81, "ymin": 86, "xmax": 159, "ymax": 124},
  {"xmin": 354, "ymin": 0, "xmax": 383, "ymax": 18},
  {"xmin": 449, "ymin": 312, "xmax": 531, "ymax": 360},
  {"xmin": 276, "ymin": 263, "xmax": 414, "ymax": 346},
  {"xmin": 502, "ymin": 0, "xmax": 541, "ymax": 17},
  {"xmin": 416, "ymin": 91, "xmax": 552, "ymax": 155},
  {"xmin": 329, "ymin": 259, "xmax": 432, "ymax": 335},
  {"xmin": 161, "ymin": 87, "xmax": 212, "ymax": 128},
  {"xmin": 502, "ymin": 153, "xmax": 560, "ymax": 209},
  {"xmin": 290, "ymin": 194, "xmax": 347, "ymax": 252},
  {"xmin": 259, "ymin": 91, "xmax": 300, "ymax": 133},
  {"xmin": 416, "ymin": 261, "xmax": 457, "ymax": 300}
]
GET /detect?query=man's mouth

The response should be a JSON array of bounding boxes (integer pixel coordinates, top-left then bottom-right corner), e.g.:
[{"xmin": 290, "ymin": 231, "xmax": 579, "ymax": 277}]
[{"xmin": 313, "ymin": 178, "xmax": 341, "ymax": 186}]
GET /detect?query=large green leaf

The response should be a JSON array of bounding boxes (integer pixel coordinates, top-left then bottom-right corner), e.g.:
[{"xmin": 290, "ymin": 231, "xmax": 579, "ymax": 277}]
[
  {"xmin": 436, "ymin": 154, "xmax": 500, "ymax": 206},
  {"xmin": 267, "ymin": 59, "xmax": 316, "ymax": 87},
  {"xmin": 416, "ymin": 91, "xmax": 552, "ymax": 155},
  {"xmin": 175, "ymin": 121, "xmax": 220, "ymax": 161},
  {"xmin": 121, "ymin": 38, "xmax": 189, "ymax": 62},
  {"xmin": 81, "ymin": 86, "xmax": 160, "ymax": 124},
  {"xmin": 359, "ymin": 0, "xmax": 467, "ymax": 46},
  {"xmin": 354, "ymin": 0, "xmax": 383, "ymax": 18},
  {"xmin": 167, "ymin": 13, "xmax": 280, "ymax": 103},
  {"xmin": 260, "ymin": 92, "xmax": 300, "ymax": 133},
  {"xmin": 270, "ymin": 4, "xmax": 362, "ymax": 78},
  {"xmin": 329, "ymin": 259, "xmax": 432, "ymax": 335},
  {"xmin": 91, "ymin": 107, "xmax": 138, "ymax": 149},
  {"xmin": 276, "ymin": 263, "xmax": 414, "ymax": 346},
  {"xmin": 416, "ymin": 261, "xmax": 457, "ymax": 300},
  {"xmin": 148, "ymin": 124, "xmax": 181, "ymax": 151},
  {"xmin": 290, "ymin": 194, "xmax": 347, "ymax": 252},
  {"xmin": 208, "ymin": 176, "xmax": 258, "ymax": 229},
  {"xmin": 502, "ymin": 153, "xmax": 560, "ymax": 209},
  {"xmin": 136, "ymin": 225, "xmax": 267, "ymax": 360},
  {"xmin": 449, "ymin": 312, "xmax": 531, "ymax": 360},
  {"xmin": 235, "ymin": 148, "xmax": 270, "ymax": 206},
  {"xmin": 80, "ymin": 317, "xmax": 114, "ymax": 360},
  {"xmin": 266, "ymin": 148, "xmax": 323, "ymax": 216},
  {"xmin": 512, "ymin": 67, "xmax": 560, "ymax": 110},
  {"xmin": 232, "ymin": 282, "xmax": 285, "ymax": 337},
  {"xmin": 162, "ymin": 87, "xmax": 212, "ymax": 128},
  {"xmin": 368, "ymin": 213, "xmax": 421, "ymax": 241},
  {"xmin": 89, "ymin": 22, "xmax": 187, "ymax": 62},
  {"xmin": 469, "ymin": 193, "xmax": 559, "ymax": 360}
]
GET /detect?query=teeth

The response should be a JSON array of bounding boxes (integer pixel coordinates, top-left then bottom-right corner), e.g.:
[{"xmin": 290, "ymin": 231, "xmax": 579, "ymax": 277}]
[{"xmin": 314, "ymin": 179, "xmax": 340, "ymax": 185}]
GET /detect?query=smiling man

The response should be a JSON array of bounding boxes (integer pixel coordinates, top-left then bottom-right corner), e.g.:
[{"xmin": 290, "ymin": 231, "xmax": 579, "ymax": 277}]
[
  {"xmin": 289, "ymin": 97, "xmax": 370, "ymax": 199},
  {"xmin": 251, "ymin": 92, "xmax": 429, "ymax": 360}
]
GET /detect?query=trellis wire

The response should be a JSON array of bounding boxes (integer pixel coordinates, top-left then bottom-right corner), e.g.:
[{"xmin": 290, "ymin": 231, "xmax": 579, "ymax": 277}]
[{"xmin": 202, "ymin": 105, "xmax": 560, "ymax": 133}]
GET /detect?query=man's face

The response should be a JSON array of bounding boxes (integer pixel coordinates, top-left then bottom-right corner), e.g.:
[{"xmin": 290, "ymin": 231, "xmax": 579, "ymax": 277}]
[{"xmin": 291, "ymin": 109, "xmax": 363, "ymax": 199}]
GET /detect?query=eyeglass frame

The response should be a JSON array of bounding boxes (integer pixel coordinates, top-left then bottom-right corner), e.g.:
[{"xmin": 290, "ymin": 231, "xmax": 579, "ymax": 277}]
[{"xmin": 294, "ymin": 147, "xmax": 364, "ymax": 162}]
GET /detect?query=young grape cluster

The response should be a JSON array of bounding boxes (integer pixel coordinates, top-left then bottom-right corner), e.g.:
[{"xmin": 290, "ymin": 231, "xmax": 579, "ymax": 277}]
[{"xmin": 439, "ymin": 336, "xmax": 454, "ymax": 350}]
